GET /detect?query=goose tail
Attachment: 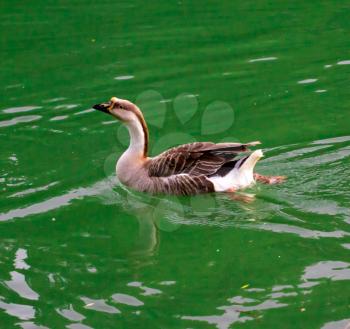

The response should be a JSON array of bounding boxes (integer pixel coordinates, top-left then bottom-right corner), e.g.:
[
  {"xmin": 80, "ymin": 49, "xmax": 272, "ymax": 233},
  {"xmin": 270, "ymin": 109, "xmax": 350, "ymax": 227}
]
[{"xmin": 239, "ymin": 149, "xmax": 264, "ymax": 173}]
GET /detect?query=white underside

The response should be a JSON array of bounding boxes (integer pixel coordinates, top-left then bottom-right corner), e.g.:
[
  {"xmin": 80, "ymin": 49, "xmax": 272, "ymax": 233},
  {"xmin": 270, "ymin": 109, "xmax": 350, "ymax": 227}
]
[{"xmin": 208, "ymin": 149, "xmax": 264, "ymax": 192}]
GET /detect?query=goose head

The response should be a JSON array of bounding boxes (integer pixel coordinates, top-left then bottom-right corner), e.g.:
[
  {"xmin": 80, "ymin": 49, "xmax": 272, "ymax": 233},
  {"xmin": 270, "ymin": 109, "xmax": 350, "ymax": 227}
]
[
  {"xmin": 93, "ymin": 97, "xmax": 144, "ymax": 123},
  {"xmin": 93, "ymin": 97, "xmax": 149, "ymax": 157}
]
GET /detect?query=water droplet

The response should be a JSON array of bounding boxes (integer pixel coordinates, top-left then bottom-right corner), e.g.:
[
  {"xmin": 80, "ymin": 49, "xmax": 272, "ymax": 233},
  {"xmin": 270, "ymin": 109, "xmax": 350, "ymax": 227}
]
[{"xmin": 201, "ymin": 101, "xmax": 234, "ymax": 135}]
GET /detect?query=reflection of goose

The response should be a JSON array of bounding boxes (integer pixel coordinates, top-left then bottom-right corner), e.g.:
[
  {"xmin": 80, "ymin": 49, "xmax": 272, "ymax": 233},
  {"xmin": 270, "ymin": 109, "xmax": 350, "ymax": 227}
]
[
  {"xmin": 129, "ymin": 201, "xmax": 159, "ymax": 259},
  {"xmin": 93, "ymin": 97, "xmax": 285, "ymax": 195}
]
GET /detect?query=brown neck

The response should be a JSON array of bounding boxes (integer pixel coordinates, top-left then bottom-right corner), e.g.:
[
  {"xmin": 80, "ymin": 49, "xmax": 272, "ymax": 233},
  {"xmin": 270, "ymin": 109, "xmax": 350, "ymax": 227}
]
[
  {"xmin": 125, "ymin": 113, "xmax": 149, "ymax": 158},
  {"xmin": 137, "ymin": 113, "xmax": 149, "ymax": 157}
]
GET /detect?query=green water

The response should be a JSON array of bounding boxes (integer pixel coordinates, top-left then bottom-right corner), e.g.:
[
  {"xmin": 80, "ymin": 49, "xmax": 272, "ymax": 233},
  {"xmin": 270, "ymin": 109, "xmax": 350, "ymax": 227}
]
[{"xmin": 1, "ymin": 1, "xmax": 350, "ymax": 328}]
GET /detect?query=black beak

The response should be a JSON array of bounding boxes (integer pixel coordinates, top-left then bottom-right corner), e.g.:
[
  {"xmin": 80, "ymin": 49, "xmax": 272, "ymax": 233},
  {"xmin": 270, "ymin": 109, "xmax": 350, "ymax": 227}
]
[{"xmin": 92, "ymin": 102, "xmax": 111, "ymax": 115}]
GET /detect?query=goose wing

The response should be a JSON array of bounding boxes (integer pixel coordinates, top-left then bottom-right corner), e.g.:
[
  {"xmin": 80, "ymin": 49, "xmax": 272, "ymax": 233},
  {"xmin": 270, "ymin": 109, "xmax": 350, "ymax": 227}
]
[{"xmin": 146, "ymin": 141, "xmax": 260, "ymax": 177}]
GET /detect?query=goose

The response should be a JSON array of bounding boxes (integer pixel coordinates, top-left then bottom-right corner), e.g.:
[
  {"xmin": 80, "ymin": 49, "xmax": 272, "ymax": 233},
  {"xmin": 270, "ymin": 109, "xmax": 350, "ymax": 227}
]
[{"xmin": 93, "ymin": 97, "xmax": 285, "ymax": 195}]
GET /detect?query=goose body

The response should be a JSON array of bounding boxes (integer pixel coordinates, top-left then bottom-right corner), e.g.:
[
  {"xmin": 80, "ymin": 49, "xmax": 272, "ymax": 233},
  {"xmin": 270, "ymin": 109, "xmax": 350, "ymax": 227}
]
[{"xmin": 93, "ymin": 97, "xmax": 283, "ymax": 195}]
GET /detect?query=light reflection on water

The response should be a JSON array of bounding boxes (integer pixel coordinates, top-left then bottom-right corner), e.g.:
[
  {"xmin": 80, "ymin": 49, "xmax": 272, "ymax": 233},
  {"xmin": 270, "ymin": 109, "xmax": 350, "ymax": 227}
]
[
  {"xmin": 0, "ymin": 298, "xmax": 35, "ymax": 321},
  {"xmin": 5, "ymin": 271, "xmax": 39, "ymax": 301},
  {"xmin": 1, "ymin": 136, "xmax": 350, "ymax": 235},
  {"xmin": 182, "ymin": 260, "xmax": 350, "ymax": 329},
  {"xmin": 0, "ymin": 115, "xmax": 42, "ymax": 128},
  {"xmin": 0, "ymin": 132, "xmax": 349, "ymax": 327},
  {"xmin": 0, "ymin": 132, "xmax": 349, "ymax": 329},
  {"xmin": 321, "ymin": 318, "xmax": 350, "ymax": 329},
  {"xmin": 2, "ymin": 106, "xmax": 41, "ymax": 114},
  {"xmin": 2, "ymin": 0, "xmax": 350, "ymax": 326}
]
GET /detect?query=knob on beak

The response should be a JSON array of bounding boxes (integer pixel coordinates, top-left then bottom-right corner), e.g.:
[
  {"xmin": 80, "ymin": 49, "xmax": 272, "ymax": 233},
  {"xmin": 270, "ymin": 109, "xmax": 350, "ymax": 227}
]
[{"xmin": 92, "ymin": 102, "xmax": 111, "ymax": 115}]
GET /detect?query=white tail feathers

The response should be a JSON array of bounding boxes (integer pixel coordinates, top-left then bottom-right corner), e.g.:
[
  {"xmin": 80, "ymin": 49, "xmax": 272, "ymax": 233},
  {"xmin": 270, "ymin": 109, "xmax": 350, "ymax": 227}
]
[
  {"xmin": 247, "ymin": 141, "xmax": 261, "ymax": 147},
  {"xmin": 208, "ymin": 149, "xmax": 264, "ymax": 192},
  {"xmin": 239, "ymin": 149, "xmax": 264, "ymax": 172}
]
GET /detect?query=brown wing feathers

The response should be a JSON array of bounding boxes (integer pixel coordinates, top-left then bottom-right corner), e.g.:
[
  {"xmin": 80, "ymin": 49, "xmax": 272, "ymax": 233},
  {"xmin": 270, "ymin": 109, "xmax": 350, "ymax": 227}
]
[{"xmin": 147, "ymin": 141, "xmax": 259, "ymax": 178}]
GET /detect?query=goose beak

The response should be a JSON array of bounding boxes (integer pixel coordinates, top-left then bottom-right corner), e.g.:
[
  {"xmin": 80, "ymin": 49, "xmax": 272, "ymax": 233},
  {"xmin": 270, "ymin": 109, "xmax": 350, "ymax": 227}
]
[{"xmin": 92, "ymin": 102, "xmax": 111, "ymax": 115}]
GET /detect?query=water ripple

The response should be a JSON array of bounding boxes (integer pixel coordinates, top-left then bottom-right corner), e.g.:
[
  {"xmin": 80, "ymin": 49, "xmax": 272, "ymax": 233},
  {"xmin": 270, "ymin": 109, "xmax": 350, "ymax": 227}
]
[
  {"xmin": 0, "ymin": 297, "xmax": 35, "ymax": 320},
  {"xmin": 54, "ymin": 104, "xmax": 79, "ymax": 110},
  {"xmin": 66, "ymin": 323, "xmax": 93, "ymax": 329},
  {"xmin": 42, "ymin": 97, "xmax": 66, "ymax": 103},
  {"xmin": 2, "ymin": 106, "xmax": 41, "ymax": 114},
  {"xmin": 9, "ymin": 182, "xmax": 59, "ymax": 198},
  {"xmin": 337, "ymin": 60, "xmax": 350, "ymax": 65},
  {"xmin": 0, "ymin": 179, "xmax": 113, "ymax": 222},
  {"xmin": 14, "ymin": 248, "xmax": 30, "ymax": 270},
  {"xmin": 81, "ymin": 297, "xmax": 120, "ymax": 314},
  {"xmin": 56, "ymin": 305, "xmax": 85, "ymax": 321},
  {"xmin": 114, "ymin": 75, "xmax": 134, "ymax": 80},
  {"xmin": 321, "ymin": 318, "xmax": 350, "ymax": 329},
  {"xmin": 298, "ymin": 78, "xmax": 317, "ymax": 84},
  {"xmin": 302, "ymin": 261, "xmax": 350, "ymax": 281},
  {"xmin": 182, "ymin": 298, "xmax": 286, "ymax": 329},
  {"xmin": 5, "ymin": 271, "xmax": 39, "ymax": 300},
  {"xmin": 74, "ymin": 109, "xmax": 94, "ymax": 116},
  {"xmin": 127, "ymin": 281, "xmax": 162, "ymax": 296},
  {"xmin": 0, "ymin": 115, "xmax": 42, "ymax": 128},
  {"xmin": 50, "ymin": 115, "xmax": 69, "ymax": 121},
  {"xmin": 182, "ymin": 257, "xmax": 350, "ymax": 329},
  {"xmin": 248, "ymin": 223, "xmax": 349, "ymax": 239},
  {"xmin": 313, "ymin": 136, "xmax": 350, "ymax": 145},
  {"xmin": 16, "ymin": 321, "xmax": 48, "ymax": 329},
  {"xmin": 111, "ymin": 293, "xmax": 144, "ymax": 306},
  {"xmin": 248, "ymin": 57, "xmax": 277, "ymax": 63}
]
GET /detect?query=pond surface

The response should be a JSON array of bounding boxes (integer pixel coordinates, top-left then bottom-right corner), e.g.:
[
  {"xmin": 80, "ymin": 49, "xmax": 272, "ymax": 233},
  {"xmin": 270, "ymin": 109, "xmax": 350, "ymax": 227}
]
[{"xmin": 1, "ymin": 1, "xmax": 350, "ymax": 328}]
